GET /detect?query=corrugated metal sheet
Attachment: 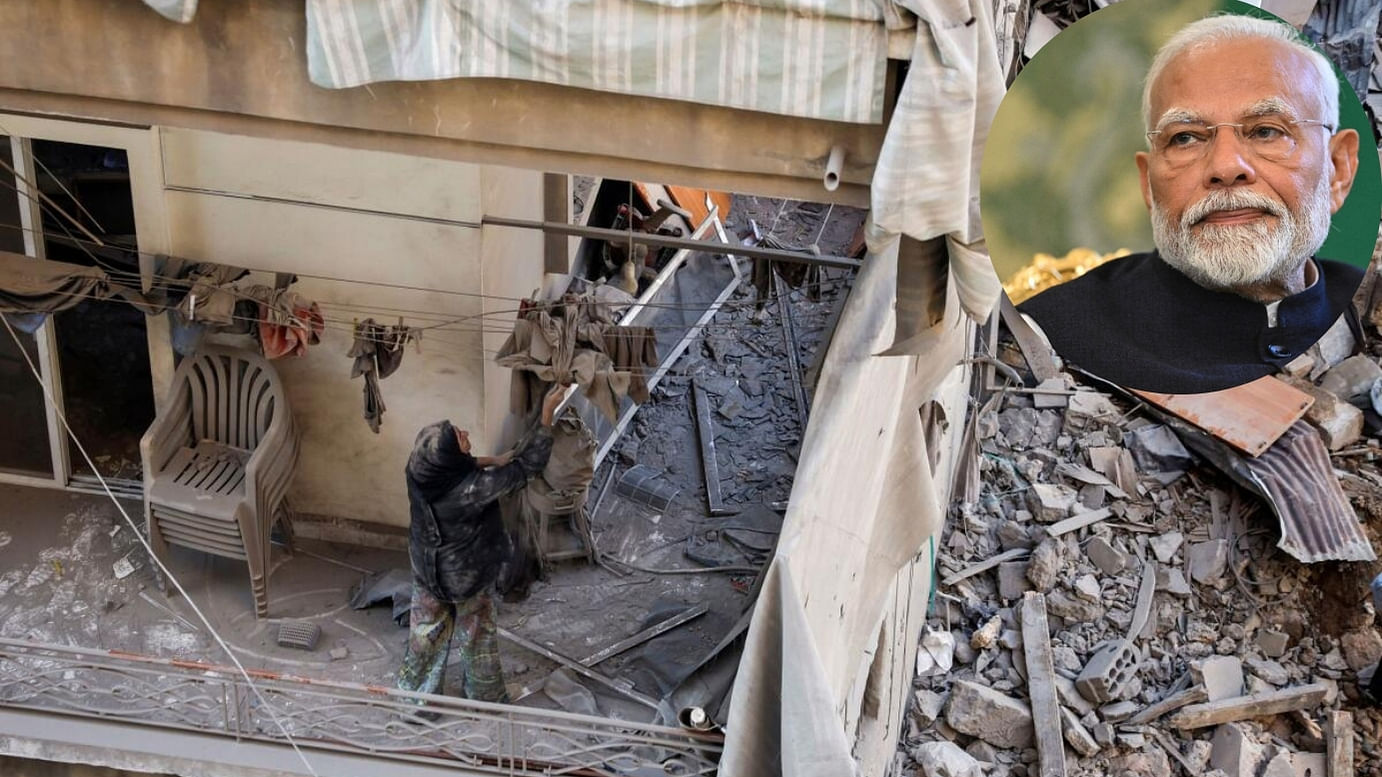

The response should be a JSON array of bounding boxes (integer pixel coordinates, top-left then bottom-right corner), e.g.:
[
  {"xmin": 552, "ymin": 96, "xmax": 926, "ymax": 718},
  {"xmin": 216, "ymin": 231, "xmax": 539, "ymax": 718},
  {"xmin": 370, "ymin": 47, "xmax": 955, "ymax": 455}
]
[{"xmin": 1244, "ymin": 421, "xmax": 1376, "ymax": 563}]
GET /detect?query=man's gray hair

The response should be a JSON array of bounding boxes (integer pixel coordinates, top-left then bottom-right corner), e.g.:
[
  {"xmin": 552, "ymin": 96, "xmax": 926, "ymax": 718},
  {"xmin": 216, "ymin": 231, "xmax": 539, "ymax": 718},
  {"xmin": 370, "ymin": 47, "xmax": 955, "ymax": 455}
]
[{"xmin": 1141, "ymin": 14, "xmax": 1338, "ymax": 134}]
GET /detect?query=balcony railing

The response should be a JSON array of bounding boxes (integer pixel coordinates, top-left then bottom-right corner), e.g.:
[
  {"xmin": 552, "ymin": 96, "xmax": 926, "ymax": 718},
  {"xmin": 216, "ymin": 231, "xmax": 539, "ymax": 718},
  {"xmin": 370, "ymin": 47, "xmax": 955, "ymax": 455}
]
[{"xmin": 0, "ymin": 637, "xmax": 722, "ymax": 775}]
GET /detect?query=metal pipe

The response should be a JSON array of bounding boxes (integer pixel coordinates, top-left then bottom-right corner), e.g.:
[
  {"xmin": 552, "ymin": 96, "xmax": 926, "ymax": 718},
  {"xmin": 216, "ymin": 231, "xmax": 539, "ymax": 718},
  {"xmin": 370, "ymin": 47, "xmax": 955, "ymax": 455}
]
[{"xmin": 481, "ymin": 215, "xmax": 860, "ymax": 270}]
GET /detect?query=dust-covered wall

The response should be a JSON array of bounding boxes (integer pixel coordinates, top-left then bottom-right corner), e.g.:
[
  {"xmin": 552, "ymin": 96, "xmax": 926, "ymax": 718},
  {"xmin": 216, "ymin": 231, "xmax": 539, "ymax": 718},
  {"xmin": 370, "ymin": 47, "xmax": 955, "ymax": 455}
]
[{"xmin": 158, "ymin": 129, "xmax": 545, "ymax": 529}]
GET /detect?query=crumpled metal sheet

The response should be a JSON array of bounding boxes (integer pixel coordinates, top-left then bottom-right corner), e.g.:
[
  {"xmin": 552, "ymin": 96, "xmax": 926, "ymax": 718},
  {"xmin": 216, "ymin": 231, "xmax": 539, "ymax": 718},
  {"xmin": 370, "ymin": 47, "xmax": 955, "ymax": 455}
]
[{"xmin": 1163, "ymin": 415, "xmax": 1376, "ymax": 564}]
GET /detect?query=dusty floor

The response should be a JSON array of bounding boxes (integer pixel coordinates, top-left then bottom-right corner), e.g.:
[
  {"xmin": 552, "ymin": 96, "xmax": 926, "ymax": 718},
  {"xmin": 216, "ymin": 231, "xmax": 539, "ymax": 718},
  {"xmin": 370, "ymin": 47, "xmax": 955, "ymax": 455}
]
[{"xmin": 0, "ymin": 192, "xmax": 866, "ymax": 729}]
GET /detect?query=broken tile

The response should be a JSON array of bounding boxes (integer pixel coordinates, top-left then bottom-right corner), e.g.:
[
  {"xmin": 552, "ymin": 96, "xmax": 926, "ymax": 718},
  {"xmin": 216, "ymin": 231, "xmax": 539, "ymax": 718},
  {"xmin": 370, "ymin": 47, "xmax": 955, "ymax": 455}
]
[
  {"xmin": 1193, "ymin": 656, "xmax": 1244, "ymax": 702},
  {"xmin": 1188, "ymin": 540, "xmax": 1228, "ymax": 585},
  {"xmin": 1256, "ymin": 629, "xmax": 1290, "ymax": 659},
  {"xmin": 1149, "ymin": 531, "xmax": 1184, "ymax": 563},
  {"xmin": 943, "ymin": 680, "xmax": 1034, "ymax": 749},
  {"xmin": 1087, "ymin": 536, "xmax": 1127, "ymax": 575}
]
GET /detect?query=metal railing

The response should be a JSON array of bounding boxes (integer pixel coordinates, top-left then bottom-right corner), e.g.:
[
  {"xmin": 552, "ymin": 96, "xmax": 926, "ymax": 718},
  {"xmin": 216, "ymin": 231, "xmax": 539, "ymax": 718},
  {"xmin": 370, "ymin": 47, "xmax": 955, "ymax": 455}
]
[{"xmin": 0, "ymin": 637, "xmax": 722, "ymax": 775}]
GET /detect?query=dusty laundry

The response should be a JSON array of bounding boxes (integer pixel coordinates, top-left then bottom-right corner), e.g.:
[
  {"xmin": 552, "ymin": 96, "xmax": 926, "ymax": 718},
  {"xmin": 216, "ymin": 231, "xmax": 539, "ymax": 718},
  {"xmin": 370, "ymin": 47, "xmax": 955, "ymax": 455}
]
[
  {"xmin": 242, "ymin": 284, "xmax": 325, "ymax": 359},
  {"xmin": 348, "ymin": 318, "xmax": 418, "ymax": 433}
]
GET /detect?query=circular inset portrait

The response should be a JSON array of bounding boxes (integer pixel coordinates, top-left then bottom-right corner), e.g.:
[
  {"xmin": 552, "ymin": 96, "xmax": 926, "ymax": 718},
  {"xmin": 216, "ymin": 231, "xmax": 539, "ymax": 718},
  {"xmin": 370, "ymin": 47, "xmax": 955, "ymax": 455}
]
[{"xmin": 980, "ymin": 0, "xmax": 1381, "ymax": 394}]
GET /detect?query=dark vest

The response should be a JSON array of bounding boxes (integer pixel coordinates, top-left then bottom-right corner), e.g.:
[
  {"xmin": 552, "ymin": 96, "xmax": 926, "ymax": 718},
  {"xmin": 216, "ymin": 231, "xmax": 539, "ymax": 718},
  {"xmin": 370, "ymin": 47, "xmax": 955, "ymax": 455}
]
[{"xmin": 1018, "ymin": 251, "xmax": 1363, "ymax": 394}]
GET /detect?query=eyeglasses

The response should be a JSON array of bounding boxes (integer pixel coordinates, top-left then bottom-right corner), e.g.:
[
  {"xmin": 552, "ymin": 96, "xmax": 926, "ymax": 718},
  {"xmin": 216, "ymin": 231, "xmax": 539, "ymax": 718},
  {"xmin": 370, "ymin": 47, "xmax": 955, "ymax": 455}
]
[{"xmin": 1145, "ymin": 117, "xmax": 1333, "ymax": 167}]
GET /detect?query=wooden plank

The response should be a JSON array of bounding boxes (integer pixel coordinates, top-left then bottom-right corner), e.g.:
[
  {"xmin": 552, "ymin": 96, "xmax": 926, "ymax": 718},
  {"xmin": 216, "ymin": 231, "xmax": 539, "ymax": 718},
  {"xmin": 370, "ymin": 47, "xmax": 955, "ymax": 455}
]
[
  {"xmin": 1126, "ymin": 685, "xmax": 1207, "ymax": 725},
  {"xmin": 579, "ymin": 604, "xmax": 709, "ymax": 667},
  {"xmin": 1044, "ymin": 507, "xmax": 1113, "ymax": 538},
  {"xmin": 691, "ymin": 379, "xmax": 737, "ymax": 516},
  {"xmin": 1168, "ymin": 683, "xmax": 1328, "ymax": 729},
  {"xmin": 940, "ymin": 547, "xmax": 1030, "ymax": 587},
  {"xmin": 1021, "ymin": 592, "xmax": 1067, "ymax": 777},
  {"xmin": 1133, "ymin": 375, "xmax": 1313, "ymax": 457},
  {"xmin": 1328, "ymin": 709, "xmax": 1354, "ymax": 777}
]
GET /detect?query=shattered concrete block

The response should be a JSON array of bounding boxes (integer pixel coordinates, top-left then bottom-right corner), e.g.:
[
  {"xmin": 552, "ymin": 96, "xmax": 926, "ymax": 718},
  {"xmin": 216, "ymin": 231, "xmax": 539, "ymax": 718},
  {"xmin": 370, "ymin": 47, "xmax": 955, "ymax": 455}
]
[
  {"xmin": 1087, "ymin": 536, "xmax": 1127, "ymax": 575},
  {"xmin": 1288, "ymin": 752, "xmax": 1326, "ymax": 777},
  {"xmin": 943, "ymin": 680, "xmax": 1034, "ymax": 750},
  {"xmin": 1340, "ymin": 628, "xmax": 1382, "ymax": 671},
  {"xmin": 913, "ymin": 689, "xmax": 947, "ymax": 727},
  {"xmin": 1046, "ymin": 589, "xmax": 1105, "ymax": 622},
  {"xmin": 1068, "ymin": 391, "xmax": 1119, "ymax": 420},
  {"xmin": 1283, "ymin": 375, "xmax": 1364, "ymax": 450},
  {"xmin": 1061, "ymin": 706, "xmax": 1100, "ymax": 757},
  {"xmin": 1026, "ymin": 538, "xmax": 1062, "ymax": 592},
  {"xmin": 1117, "ymin": 732, "xmax": 1147, "ymax": 749},
  {"xmin": 1188, "ymin": 540, "xmax": 1229, "ymax": 585},
  {"xmin": 999, "ymin": 407, "xmax": 1041, "ymax": 449},
  {"xmin": 1099, "ymin": 700, "xmax": 1138, "ymax": 722},
  {"xmin": 1149, "ymin": 531, "xmax": 1184, "ymax": 563},
  {"xmin": 1073, "ymin": 574, "xmax": 1101, "ymax": 603},
  {"xmin": 1193, "ymin": 656, "xmax": 1244, "ymax": 702},
  {"xmin": 997, "ymin": 520, "xmax": 1035, "ymax": 550},
  {"xmin": 1033, "ymin": 377, "xmax": 1070, "ymax": 409},
  {"xmin": 1319, "ymin": 354, "xmax": 1382, "ymax": 406},
  {"xmin": 1027, "ymin": 483, "xmax": 1079, "ymax": 522},
  {"xmin": 1210, "ymin": 723, "xmax": 1265, "ymax": 777},
  {"xmin": 997, "ymin": 561, "xmax": 1029, "ymax": 600},
  {"xmin": 1256, "ymin": 629, "xmax": 1290, "ymax": 659},
  {"xmin": 1244, "ymin": 658, "xmax": 1289, "ymax": 686},
  {"xmin": 1155, "ymin": 566, "xmax": 1192, "ymax": 597},
  {"xmin": 908, "ymin": 741, "xmax": 983, "ymax": 777}
]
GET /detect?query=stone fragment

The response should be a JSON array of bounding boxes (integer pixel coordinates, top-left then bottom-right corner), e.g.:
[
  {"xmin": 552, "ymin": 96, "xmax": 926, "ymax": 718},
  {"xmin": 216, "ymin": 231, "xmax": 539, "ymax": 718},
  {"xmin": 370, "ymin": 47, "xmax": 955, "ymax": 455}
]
[
  {"xmin": 1032, "ymin": 377, "xmax": 1070, "ymax": 409},
  {"xmin": 1156, "ymin": 566, "xmax": 1192, "ymax": 596},
  {"xmin": 1149, "ymin": 531, "xmax": 1184, "ymax": 563},
  {"xmin": 1087, "ymin": 536, "xmax": 1127, "ymax": 575},
  {"xmin": 999, "ymin": 407, "xmax": 1040, "ymax": 448},
  {"xmin": 1045, "ymin": 590, "xmax": 1104, "ymax": 622},
  {"xmin": 964, "ymin": 740, "xmax": 998, "ymax": 764},
  {"xmin": 1068, "ymin": 391, "xmax": 1119, "ymax": 420},
  {"xmin": 999, "ymin": 630, "xmax": 1023, "ymax": 651},
  {"xmin": 1256, "ymin": 629, "xmax": 1290, "ymax": 659},
  {"xmin": 1314, "ymin": 315, "xmax": 1356, "ymax": 369},
  {"xmin": 1027, "ymin": 483, "xmax": 1078, "ymax": 522},
  {"xmin": 1188, "ymin": 540, "xmax": 1229, "ymax": 585},
  {"xmin": 1073, "ymin": 574, "xmax": 1101, "ymax": 602},
  {"xmin": 1288, "ymin": 752, "xmax": 1326, "ymax": 777},
  {"xmin": 1093, "ymin": 722, "xmax": 1115, "ymax": 746},
  {"xmin": 1192, "ymin": 656, "xmax": 1244, "ymax": 702},
  {"xmin": 1110, "ymin": 748, "xmax": 1172, "ymax": 777},
  {"xmin": 943, "ymin": 680, "xmax": 1034, "ymax": 750},
  {"xmin": 1244, "ymin": 658, "xmax": 1289, "ymax": 686},
  {"xmin": 1026, "ymin": 538, "xmax": 1061, "ymax": 592},
  {"xmin": 329, "ymin": 646, "xmax": 349, "ymax": 660},
  {"xmin": 952, "ymin": 633, "xmax": 976, "ymax": 665},
  {"xmin": 1283, "ymin": 375, "xmax": 1364, "ymax": 450},
  {"xmin": 971, "ymin": 615, "xmax": 1002, "ymax": 650},
  {"xmin": 1259, "ymin": 752, "xmax": 1294, "ymax": 777},
  {"xmin": 1210, "ymin": 723, "xmax": 1265, "ymax": 777},
  {"xmin": 913, "ymin": 689, "xmax": 947, "ymax": 727},
  {"xmin": 1099, "ymin": 700, "xmax": 1138, "ymax": 722},
  {"xmin": 1340, "ymin": 629, "xmax": 1382, "ymax": 672},
  {"xmin": 1060, "ymin": 706, "xmax": 1100, "ymax": 757},
  {"xmin": 908, "ymin": 741, "xmax": 983, "ymax": 777},
  {"xmin": 997, "ymin": 520, "xmax": 1035, "ymax": 550},
  {"xmin": 1055, "ymin": 674, "xmax": 1095, "ymax": 716},
  {"xmin": 1117, "ymin": 732, "xmax": 1146, "ymax": 749},
  {"xmin": 1187, "ymin": 740, "xmax": 1213, "ymax": 771},
  {"xmin": 1319, "ymin": 354, "xmax": 1382, "ymax": 406},
  {"xmin": 997, "ymin": 561, "xmax": 1029, "ymax": 600}
]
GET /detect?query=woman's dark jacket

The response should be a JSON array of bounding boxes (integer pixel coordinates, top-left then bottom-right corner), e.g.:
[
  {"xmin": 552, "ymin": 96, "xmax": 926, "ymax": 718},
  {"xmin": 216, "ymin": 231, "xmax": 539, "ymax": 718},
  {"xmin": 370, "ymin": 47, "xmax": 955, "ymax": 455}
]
[{"xmin": 406, "ymin": 420, "xmax": 553, "ymax": 602}]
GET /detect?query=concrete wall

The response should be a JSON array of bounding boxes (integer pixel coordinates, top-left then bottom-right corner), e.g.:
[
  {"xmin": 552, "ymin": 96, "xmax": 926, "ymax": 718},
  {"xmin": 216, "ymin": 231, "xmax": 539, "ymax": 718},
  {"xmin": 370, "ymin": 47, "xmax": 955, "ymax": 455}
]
[{"xmin": 159, "ymin": 129, "xmax": 542, "ymax": 528}]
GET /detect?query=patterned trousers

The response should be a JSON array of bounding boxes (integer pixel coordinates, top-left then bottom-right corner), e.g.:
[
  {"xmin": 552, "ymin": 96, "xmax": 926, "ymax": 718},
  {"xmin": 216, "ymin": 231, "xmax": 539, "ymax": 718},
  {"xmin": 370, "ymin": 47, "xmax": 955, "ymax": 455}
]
[{"xmin": 396, "ymin": 581, "xmax": 508, "ymax": 703}]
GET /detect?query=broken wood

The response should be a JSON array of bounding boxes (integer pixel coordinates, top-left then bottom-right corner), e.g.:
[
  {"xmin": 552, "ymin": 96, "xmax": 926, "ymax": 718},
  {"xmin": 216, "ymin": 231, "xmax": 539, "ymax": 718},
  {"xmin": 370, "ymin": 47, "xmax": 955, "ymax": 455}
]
[
  {"xmin": 774, "ymin": 272, "xmax": 810, "ymax": 429},
  {"xmin": 579, "ymin": 603, "xmax": 709, "ymax": 667},
  {"xmin": 497, "ymin": 626, "xmax": 660, "ymax": 709},
  {"xmin": 1125, "ymin": 684, "xmax": 1207, "ymax": 725},
  {"xmin": 941, "ymin": 547, "xmax": 1030, "ymax": 587},
  {"xmin": 1328, "ymin": 709, "xmax": 1353, "ymax": 777},
  {"xmin": 1167, "ymin": 683, "xmax": 1328, "ymax": 729},
  {"xmin": 691, "ymin": 379, "xmax": 737, "ymax": 516},
  {"xmin": 999, "ymin": 292, "xmax": 1058, "ymax": 382},
  {"xmin": 1020, "ymin": 592, "xmax": 1067, "ymax": 777},
  {"xmin": 1044, "ymin": 507, "xmax": 1113, "ymax": 537}
]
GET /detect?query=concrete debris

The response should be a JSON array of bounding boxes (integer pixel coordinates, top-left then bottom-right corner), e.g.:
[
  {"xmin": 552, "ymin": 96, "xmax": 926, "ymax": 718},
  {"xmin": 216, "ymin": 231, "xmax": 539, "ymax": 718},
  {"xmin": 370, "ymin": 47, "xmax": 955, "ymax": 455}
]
[
  {"xmin": 943, "ymin": 680, "xmax": 1034, "ymax": 750},
  {"xmin": 908, "ymin": 741, "xmax": 983, "ymax": 777},
  {"xmin": 917, "ymin": 629, "xmax": 956, "ymax": 676},
  {"xmin": 903, "ymin": 326, "xmax": 1382, "ymax": 777}
]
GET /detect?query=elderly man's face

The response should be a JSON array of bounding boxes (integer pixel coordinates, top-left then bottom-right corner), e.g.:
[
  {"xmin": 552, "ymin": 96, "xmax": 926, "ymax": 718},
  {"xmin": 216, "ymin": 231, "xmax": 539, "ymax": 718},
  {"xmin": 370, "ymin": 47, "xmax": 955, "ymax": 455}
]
[
  {"xmin": 453, "ymin": 427, "xmax": 472, "ymax": 454},
  {"xmin": 1135, "ymin": 37, "xmax": 1359, "ymax": 299}
]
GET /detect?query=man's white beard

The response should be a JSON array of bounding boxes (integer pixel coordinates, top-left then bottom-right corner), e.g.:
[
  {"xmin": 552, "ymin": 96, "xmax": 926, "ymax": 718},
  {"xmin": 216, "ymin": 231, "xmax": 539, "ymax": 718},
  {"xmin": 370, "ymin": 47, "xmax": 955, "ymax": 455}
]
[{"xmin": 1150, "ymin": 178, "xmax": 1333, "ymax": 292}]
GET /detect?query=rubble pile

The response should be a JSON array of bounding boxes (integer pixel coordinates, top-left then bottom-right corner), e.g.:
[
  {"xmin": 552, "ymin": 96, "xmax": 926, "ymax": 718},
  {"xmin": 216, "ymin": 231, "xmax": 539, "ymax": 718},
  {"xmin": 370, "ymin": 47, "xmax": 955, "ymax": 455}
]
[{"xmin": 897, "ymin": 285, "xmax": 1382, "ymax": 775}]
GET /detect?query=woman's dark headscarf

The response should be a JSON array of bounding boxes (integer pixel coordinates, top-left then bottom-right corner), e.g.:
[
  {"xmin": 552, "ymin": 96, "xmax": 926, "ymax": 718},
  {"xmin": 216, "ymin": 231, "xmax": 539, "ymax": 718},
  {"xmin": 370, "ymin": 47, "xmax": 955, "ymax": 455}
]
[{"xmin": 406, "ymin": 420, "xmax": 478, "ymax": 500}]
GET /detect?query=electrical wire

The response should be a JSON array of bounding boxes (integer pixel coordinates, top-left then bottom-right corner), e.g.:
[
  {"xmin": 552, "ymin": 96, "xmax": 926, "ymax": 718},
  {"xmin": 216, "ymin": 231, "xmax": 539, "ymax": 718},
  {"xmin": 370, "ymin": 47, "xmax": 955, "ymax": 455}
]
[{"xmin": 0, "ymin": 313, "xmax": 322, "ymax": 777}]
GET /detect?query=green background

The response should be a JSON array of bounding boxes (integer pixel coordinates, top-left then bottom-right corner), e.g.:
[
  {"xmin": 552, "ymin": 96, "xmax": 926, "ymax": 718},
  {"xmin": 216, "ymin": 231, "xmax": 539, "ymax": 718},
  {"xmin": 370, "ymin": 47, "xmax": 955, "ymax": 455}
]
[{"xmin": 979, "ymin": 0, "xmax": 1382, "ymax": 285}]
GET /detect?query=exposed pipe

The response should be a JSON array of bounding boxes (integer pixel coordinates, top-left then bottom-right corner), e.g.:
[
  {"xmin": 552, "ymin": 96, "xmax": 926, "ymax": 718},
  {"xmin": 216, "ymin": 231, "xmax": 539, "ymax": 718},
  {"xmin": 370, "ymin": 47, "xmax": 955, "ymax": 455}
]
[{"xmin": 823, "ymin": 145, "xmax": 844, "ymax": 192}]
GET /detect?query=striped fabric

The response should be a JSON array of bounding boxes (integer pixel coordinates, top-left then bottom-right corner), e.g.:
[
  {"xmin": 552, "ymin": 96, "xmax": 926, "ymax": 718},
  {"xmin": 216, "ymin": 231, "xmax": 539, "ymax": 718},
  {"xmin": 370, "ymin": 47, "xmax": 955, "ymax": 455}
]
[{"xmin": 305, "ymin": 0, "xmax": 888, "ymax": 123}]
